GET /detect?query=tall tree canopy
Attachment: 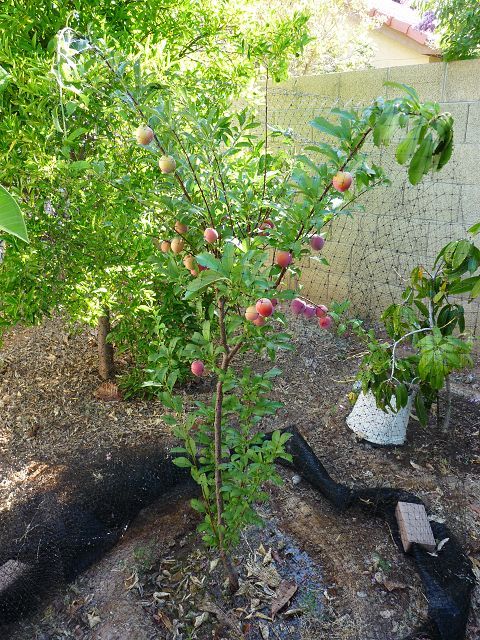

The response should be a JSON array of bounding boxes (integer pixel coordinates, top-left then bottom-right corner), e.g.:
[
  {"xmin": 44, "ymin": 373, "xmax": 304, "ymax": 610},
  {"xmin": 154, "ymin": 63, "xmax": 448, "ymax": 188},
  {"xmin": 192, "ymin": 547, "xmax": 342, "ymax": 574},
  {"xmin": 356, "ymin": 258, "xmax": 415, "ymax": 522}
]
[{"xmin": 416, "ymin": 0, "xmax": 480, "ymax": 60}]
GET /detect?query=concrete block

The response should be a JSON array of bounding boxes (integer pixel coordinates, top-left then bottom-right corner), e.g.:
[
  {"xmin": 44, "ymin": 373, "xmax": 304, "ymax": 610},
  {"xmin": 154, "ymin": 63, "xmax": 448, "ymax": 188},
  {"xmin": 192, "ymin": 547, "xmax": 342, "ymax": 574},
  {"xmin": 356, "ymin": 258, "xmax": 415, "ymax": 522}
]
[
  {"xmin": 339, "ymin": 68, "xmax": 389, "ymax": 104},
  {"xmin": 444, "ymin": 59, "xmax": 480, "ymax": 102},
  {"xmin": 401, "ymin": 183, "xmax": 462, "ymax": 222},
  {"xmin": 429, "ymin": 143, "xmax": 479, "ymax": 184},
  {"xmin": 293, "ymin": 73, "xmax": 340, "ymax": 100},
  {"xmin": 461, "ymin": 184, "xmax": 480, "ymax": 223},
  {"xmin": 466, "ymin": 102, "xmax": 480, "ymax": 144},
  {"xmin": 388, "ymin": 63, "xmax": 445, "ymax": 103},
  {"xmin": 395, "ymin": 502, "xmax": 436, "ymax": 553}
]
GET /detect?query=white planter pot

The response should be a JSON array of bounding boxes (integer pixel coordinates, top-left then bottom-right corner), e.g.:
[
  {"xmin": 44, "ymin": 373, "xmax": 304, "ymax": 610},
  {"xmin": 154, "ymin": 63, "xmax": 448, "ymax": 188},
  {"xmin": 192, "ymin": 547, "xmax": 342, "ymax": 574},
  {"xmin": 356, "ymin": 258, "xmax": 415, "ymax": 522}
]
[{"xmin": 346, "ymin": 390, "xmax": 413, "ymax": 445}]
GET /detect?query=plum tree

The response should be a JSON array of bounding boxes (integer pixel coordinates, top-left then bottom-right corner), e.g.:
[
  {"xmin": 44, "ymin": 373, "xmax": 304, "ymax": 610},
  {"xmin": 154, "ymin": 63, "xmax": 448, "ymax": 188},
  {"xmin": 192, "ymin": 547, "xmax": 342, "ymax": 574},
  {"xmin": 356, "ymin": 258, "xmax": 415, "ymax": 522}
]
[{"xmin": 44, "ymin": 29, "xmax": 454, "ymax": 591}]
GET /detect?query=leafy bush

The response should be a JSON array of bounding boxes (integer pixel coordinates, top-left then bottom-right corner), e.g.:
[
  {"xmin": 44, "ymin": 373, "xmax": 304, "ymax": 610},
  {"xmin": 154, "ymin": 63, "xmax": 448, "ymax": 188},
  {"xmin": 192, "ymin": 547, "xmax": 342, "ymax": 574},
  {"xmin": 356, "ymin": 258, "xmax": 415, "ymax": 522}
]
[{"xmin": 353, "ymin": 224, "xmax": 479, "ymax": 429}]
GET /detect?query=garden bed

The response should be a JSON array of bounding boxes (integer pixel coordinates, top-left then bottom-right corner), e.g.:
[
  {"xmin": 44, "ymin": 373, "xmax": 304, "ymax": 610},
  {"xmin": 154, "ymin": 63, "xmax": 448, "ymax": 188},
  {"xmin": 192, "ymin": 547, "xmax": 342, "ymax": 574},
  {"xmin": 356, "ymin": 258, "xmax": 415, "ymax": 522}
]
[{"xmin": 1, "ymin": 313, "xmax": 479, "ymax": 639}]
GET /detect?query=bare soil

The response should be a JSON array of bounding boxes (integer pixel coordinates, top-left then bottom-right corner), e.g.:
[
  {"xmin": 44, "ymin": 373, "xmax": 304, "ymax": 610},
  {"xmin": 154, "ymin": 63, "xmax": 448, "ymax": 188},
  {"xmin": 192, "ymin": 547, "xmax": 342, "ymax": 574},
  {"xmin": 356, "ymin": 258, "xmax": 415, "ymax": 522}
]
[{"xmin": 0, "ymin": 314, "xmax": 479, "ymax": 639}]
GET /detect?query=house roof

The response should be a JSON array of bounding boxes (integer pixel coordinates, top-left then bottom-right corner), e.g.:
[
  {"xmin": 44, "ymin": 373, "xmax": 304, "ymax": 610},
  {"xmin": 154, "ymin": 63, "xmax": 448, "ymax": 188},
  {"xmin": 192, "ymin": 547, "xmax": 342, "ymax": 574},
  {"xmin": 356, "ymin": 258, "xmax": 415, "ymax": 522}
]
[{"xmin": 367, "ymin": 0, "xmax": 438, "ymax": 50}]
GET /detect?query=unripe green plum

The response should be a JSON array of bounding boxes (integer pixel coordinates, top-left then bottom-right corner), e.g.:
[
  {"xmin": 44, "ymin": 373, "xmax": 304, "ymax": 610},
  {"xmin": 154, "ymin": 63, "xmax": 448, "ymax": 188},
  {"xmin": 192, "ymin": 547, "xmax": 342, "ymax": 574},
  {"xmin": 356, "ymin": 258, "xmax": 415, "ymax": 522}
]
[{"xmin": 159, "ymin": 155, "xmax": 177, "ymax": 174}]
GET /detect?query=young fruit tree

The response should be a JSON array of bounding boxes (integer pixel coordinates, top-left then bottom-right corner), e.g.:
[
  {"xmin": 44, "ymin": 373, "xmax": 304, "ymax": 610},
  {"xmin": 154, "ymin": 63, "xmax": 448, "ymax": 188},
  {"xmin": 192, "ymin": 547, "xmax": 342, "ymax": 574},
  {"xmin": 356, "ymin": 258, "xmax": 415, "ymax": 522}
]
[{"xmin": 58, "ymin": 42, "xmax": 454, "ymax": 589}]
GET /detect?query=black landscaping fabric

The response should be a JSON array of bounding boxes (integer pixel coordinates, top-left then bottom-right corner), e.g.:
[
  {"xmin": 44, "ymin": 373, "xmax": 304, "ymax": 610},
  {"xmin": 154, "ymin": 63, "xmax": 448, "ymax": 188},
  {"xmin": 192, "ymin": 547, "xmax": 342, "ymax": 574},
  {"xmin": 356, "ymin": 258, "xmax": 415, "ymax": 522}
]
[{"xmin": 0, "ymin": 427, "xmax": 475, "ymax": 639}]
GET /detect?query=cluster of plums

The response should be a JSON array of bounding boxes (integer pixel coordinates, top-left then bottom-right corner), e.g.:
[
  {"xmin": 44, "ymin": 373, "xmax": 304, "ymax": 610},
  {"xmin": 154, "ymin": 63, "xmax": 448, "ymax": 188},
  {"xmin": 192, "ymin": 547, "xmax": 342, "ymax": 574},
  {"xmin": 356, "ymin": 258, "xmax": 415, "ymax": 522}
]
[
  {"xmin": 291, "ymin": 298, "xmax": 332, "ymax": 328},
  {"xmin": 154, "ymin": 220, "xmax": 220, "ymax": 275},
  {"xmin": 135, "ymin": 125, "xmax": 177, "ymax": 174},
  {"xmin": 135, "ymin": 124, "xmax": 341, "ymax": 378}
]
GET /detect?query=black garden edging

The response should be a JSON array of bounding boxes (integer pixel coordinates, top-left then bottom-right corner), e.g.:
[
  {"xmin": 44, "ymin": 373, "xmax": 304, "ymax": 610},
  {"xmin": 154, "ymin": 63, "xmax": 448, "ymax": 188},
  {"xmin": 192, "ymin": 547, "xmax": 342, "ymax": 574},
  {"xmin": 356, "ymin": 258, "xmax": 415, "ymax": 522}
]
[
  {"xmin": 279, "ymin": 427, "xmax": 475, "ymax": 640},
  {"xmin": 0, "ymin": 428, "xmax": 475, "ymax": 639}
]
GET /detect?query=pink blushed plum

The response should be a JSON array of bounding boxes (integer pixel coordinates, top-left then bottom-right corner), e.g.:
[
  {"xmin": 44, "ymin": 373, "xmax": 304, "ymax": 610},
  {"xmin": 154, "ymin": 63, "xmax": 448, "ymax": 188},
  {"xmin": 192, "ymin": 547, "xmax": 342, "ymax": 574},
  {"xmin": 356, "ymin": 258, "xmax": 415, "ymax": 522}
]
[
  {"xmin": 276, "ymin": 251, "xmax": 292, "ymax": 268},
  {"xmin": 253, "ymin": 316, "xmax": 266, "ymax": 327},
  {"xmin": 319, "ymin": 315, "xmax": 333, "ymax": 329},
  {"xmin": 204, "ymin": 228, "xmax": 219, "ymax": 243},
  {"xmin": 310, "ymin": 235, "xmax": 325, "ymax": 251},
  {"xmin": 303, "ymin": 305, "xmax": 316, "ymax": 319},
  {"xmin": 256, "ymin": 298, "xmax": 274, "ymax": 317},
  {"xmin": 315, "ymin": 304, "xmax": 328, "ymax": 318},
  {"xmin": 191, "ymin": 360, "xmax": 205, "ymax": 376},
  {"xmin": 258, "ymin": 219, "xmax": 274, "ymax": 235},
  {"xmin": 332, "ymin": 171, "xmax": 353, "ymax": 193},
  {"xmin": 291, "ymin": 298, "xmax": 306, "ymax": 315}
]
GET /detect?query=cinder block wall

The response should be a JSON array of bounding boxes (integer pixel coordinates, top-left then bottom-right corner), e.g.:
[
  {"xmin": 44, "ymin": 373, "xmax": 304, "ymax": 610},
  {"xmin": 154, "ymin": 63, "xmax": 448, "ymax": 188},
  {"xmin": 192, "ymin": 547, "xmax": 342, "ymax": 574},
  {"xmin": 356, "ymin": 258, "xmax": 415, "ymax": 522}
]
[{"xmin": 265, "ymin": 60, "xmax": 480, "ymax": 332}]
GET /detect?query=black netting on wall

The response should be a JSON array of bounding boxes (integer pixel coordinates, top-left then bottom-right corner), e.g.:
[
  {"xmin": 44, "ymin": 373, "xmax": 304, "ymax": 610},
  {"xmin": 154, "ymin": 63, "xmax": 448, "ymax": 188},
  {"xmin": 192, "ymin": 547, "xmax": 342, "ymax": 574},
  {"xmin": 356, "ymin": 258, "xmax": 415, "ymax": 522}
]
[{"xmin": 262, "ymin": 85, "xmax": 479, "ymax": 335}]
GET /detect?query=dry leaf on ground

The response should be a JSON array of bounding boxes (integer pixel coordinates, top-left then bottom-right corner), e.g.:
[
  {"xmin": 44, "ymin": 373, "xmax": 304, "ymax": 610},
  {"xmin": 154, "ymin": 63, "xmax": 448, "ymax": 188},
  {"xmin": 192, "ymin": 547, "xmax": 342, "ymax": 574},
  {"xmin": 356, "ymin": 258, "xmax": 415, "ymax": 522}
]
[{"xmin": 271, "ymin": 579, "xmax": 297, "ymax": 618}]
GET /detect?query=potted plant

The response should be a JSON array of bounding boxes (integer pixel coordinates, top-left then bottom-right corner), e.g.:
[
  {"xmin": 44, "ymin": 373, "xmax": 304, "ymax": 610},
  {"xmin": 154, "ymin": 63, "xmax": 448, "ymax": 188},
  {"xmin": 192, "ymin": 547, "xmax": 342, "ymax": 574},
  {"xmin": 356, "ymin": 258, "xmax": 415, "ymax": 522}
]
[{"xmin": 347, "ymin": 224, "xmax": 480, "ymax": 445}]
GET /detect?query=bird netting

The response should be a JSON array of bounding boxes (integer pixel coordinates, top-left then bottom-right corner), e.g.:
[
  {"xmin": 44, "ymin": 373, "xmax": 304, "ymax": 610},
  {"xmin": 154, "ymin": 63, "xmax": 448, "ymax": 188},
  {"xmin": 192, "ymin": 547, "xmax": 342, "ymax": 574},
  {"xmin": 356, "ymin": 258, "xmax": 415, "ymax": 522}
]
[{"xmin": 262, "ymin": 83, "xmax": 480, "ymax": 335}]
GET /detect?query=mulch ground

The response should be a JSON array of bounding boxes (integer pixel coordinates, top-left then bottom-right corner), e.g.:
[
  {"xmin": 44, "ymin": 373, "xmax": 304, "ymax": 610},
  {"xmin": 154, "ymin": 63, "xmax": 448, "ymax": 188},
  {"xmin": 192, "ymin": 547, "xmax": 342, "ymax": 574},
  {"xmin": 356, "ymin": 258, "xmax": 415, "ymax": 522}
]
[{"xmin": 1, "ymin": 313, "xmax": 479, "ymax": 639}]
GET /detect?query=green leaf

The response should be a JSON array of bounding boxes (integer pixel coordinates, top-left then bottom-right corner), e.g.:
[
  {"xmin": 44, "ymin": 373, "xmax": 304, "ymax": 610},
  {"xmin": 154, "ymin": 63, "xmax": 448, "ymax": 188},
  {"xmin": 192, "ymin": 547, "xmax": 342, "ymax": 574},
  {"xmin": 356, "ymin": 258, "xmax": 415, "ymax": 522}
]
[
  {"xmin": 414, "ymin": 393, "xmax": 428, "ymax": 426},
  {"xmin": 452, "ymin": 239, "xmax": 471, "ymax": 269},
  {"xmin": 394, "ymin": 383, "xmax": 409, "ymax": 408},
  {"xmin": 196, "ymin": 252, "xmax": 221, "ymax": 271},
  {"xmin": 330, "ymin": 108, "xmax": 356, "ymax": 121},
  {"xmin": 408, "ymin": 133, "xmax": 434, "ymax": 185},
  {"xmin": 395, "ymin": 125, "xmax": 422, "ymax": 165},
  {"xmin": 304, "ymin": 143, "xmax": 341, "ymax": 164},
  {"xmin": 173, "ymin": 456, "xmax": 192, "ymax": 468},
  {"xmin": 471, "ymin": 277, "xmax": 480, "ymax": 299},
  {"xmin": 190, "ymin": 498, "xmax": 206, "ymax": 513},
  {"xmin": 0, "ymin": 185, "xmax": 28, "ymax": 242},
  {"xmin": 384, "ymin": 81, "xmax": 420, "ymax": 105},
  {"xmin": 183, "ymin": 270, "xmax": 227, "ymax": 299},
  {"xmin": 310, "ymin": 116, "xmax": 343, "ymax": 139},
  {"xmin": 468, "ymin": 222, "xmax": 480, "ymax": 236},
  {"xmin": 69, "ymin": 160, "xmax": 91, "ymax": 172},
  {"xmin": 449, "ymin": 276, "xmax": 478, "ymax": 295}
]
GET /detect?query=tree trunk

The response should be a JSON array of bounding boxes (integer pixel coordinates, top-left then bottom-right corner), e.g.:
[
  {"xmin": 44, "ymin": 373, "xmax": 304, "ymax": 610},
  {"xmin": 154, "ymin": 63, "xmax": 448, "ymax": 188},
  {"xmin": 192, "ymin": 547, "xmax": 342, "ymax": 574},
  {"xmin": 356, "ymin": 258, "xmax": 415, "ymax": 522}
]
[
  {"xmin": 213, "ymin": 297, "xmax": 239, "ymax": 594},
  {"xmin": 441, "ymin": 376, "xmax": 452, "ymax": 433},
  {"xmin": 97, "ymin": 312, "xmax": 115, "ymax": 381}
]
